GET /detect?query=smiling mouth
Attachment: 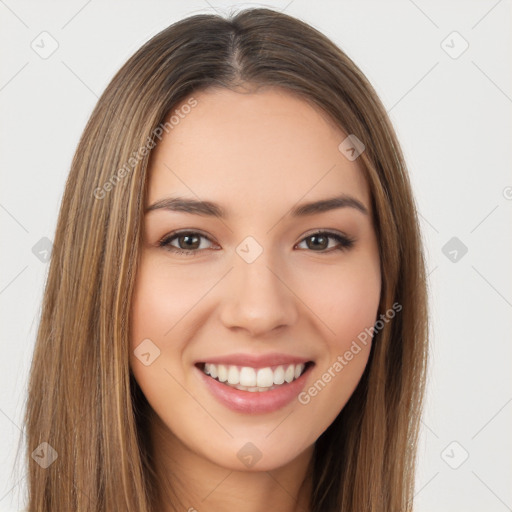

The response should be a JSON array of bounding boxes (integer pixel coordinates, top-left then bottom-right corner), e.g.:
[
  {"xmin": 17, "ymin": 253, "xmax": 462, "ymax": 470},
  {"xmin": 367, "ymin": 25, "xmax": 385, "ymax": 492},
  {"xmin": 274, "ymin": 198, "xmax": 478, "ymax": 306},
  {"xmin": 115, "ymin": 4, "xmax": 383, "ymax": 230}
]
[{"xmin": 196, "ymin": 361, "xmax": 314, "ymax": 392}]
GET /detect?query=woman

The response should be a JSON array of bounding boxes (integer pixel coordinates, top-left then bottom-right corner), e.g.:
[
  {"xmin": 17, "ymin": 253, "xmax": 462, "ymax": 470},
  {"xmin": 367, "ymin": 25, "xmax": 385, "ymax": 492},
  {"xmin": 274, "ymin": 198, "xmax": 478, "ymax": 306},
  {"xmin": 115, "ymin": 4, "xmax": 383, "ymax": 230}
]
[{"xmin": 24, "ymin": 7, "xmax": 428, "ymax": 512}]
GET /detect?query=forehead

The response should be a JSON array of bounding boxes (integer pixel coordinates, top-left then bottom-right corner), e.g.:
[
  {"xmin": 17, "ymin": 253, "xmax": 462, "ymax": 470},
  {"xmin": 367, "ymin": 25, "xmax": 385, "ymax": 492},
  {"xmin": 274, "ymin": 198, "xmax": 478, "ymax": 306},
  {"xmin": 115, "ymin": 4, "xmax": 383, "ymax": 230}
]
[{"xmin": 146, "ymin": 86, "xmax": 370, "ymax": 213}]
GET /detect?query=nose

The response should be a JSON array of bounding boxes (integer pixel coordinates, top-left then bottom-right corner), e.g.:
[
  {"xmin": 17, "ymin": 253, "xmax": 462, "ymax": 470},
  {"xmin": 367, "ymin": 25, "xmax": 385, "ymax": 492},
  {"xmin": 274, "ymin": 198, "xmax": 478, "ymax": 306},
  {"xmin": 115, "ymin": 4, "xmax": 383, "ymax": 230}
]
[{"xmin": 218, "ymin": 251, "xmax": 299, "ymax": 337}]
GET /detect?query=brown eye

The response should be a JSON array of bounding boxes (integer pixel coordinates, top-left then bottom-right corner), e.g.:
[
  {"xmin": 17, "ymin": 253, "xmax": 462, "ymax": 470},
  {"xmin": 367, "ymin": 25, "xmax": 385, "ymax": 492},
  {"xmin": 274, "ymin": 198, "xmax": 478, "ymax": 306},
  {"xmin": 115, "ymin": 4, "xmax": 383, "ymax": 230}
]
[
  {"xmin": 296, "ymin": 231, "xmax": 355, "ymax": 253},
  {"xmin": 175, "ymin": 234, "xmax": 201, "ymax": 250},
  {"xmin": 158, "ymin": 229, "xmax": 355, "ymax": 257},
  {"xmin": 159, "ymin": 231, "xmax": 215, "ymax": 255}
]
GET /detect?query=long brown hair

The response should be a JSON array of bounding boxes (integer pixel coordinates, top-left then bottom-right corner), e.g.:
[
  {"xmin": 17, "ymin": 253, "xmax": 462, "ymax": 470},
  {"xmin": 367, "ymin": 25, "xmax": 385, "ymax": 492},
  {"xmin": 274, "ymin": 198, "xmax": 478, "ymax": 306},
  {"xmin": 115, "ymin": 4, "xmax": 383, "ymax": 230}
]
[{"xmin": 22, "ymin": 7, "xmax": 428, "ymax": 511}]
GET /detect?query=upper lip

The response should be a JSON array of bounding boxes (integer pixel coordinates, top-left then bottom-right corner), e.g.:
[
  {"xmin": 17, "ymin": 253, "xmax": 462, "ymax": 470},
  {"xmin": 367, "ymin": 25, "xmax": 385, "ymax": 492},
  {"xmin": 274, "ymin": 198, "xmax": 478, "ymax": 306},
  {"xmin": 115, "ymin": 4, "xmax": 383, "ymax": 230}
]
[{"xmin": 196, "ymin": 353, "xmax": 313, "ymax": 369}]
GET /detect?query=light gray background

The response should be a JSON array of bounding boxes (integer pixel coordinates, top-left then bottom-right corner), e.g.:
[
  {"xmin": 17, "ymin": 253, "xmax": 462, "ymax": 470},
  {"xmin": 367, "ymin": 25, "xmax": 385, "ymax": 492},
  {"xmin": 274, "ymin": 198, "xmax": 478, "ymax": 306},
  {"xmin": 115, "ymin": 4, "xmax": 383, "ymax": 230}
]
[{"xmin": 1, "ymin": 1, "xmax": 511, "ymax": 510}]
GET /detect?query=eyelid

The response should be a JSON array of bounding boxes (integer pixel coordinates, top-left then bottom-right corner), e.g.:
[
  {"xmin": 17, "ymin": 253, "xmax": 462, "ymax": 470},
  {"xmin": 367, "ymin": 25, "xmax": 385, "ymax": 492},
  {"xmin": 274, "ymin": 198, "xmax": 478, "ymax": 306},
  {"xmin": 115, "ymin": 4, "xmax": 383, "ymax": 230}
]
[{"xmin": 299, "ymin": 228, "xmax": 353, "ymax": 242}]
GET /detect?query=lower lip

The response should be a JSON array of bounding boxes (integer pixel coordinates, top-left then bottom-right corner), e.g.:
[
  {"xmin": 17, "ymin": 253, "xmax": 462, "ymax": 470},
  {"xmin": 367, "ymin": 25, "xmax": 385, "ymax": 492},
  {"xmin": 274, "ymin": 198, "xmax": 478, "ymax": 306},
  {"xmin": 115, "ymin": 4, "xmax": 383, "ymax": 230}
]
[{"xmin": 196, "ymin": 364, "xmax": 314, "ymax": 414}]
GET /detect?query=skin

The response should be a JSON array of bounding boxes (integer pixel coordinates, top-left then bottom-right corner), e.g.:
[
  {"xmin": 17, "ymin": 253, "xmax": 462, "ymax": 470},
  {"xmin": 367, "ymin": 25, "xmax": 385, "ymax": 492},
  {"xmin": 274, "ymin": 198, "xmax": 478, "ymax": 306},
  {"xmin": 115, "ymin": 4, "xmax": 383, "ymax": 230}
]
[{"xmin": 130, "ymin": 85, "xmax": 381, "ymax": 512}]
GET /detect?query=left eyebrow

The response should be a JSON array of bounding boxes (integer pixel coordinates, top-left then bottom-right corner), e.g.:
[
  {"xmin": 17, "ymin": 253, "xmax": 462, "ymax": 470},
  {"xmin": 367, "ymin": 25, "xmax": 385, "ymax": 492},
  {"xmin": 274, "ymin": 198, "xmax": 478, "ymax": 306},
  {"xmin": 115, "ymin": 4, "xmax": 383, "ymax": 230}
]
[
  {"xmin": 145, "ymin": 194, "xmax": 368, "ymax": 217},
  {"xmin": 290, "ymin": 195, "xmax": 368, "ymax": 216}
]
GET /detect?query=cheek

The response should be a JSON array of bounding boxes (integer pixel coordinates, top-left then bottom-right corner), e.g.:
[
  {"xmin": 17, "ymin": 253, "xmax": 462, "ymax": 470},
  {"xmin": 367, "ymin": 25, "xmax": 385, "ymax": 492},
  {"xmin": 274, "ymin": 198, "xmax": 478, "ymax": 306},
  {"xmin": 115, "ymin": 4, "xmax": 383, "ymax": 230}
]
[
  {"xmin": 291, "ymin": 250, "xmax": 380, "ymax": 426},
  {"xmin": 330, "ymin": 269, "xmax": 380, "ymax": 348},
  {"xmin": 311, "ymin": 272, "xmax": 379, "ymax": 382},
  {"xmin": 129, "ymin": 258, "xmax": 192, "ymax": 393},
  {"xmin": 129, "ymin": 259, "xmax": 203, "ymax": 422},
  {"xmin": 130, "ymin": 257, "xmax": 211, "ymax": 348},
  {"xmin": 298, "ymin": 250, "xmax": 381, "ymax": 348}
]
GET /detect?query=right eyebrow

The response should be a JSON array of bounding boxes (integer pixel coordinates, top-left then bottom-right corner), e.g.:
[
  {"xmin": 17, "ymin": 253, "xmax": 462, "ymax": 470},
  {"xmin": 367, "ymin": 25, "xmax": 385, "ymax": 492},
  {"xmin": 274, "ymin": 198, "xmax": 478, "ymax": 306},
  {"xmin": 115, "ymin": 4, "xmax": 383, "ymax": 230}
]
[{"xmin": 145, "ymin": 197, "xmax": 226, "ymax": 217}]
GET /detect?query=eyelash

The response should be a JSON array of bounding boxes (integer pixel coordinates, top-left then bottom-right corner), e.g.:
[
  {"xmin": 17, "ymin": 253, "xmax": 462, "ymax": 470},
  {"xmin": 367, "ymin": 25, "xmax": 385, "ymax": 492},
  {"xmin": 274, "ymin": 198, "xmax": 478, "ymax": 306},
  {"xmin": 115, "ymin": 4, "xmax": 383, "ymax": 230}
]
[{"xmin": 157, "ymin": 230, "xmax": 355, "ymax": 256}]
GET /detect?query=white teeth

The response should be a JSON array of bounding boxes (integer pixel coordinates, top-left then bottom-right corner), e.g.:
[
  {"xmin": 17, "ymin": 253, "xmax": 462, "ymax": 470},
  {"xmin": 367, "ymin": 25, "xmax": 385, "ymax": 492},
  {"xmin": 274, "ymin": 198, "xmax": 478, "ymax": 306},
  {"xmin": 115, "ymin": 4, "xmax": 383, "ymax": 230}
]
[
  {"xmin": 256, "ymin": 367, "xmax": 274, "ymax": 387},
  {"xmin": 234, "ymin": 384, "xmax": 279, "ymax": 392},
  {"xmin": 284, "ymin": 364, "xmax": 295, "ymax": 383},
  {"xmin": 227, "ymin": 366, "xmax": 239, "ymax": 384},
  {"xmin": 202, "ymin": 362, "xmax": 308, "ymax": 389},
  {"xmin": 273, "ymin": 366, "xmax": 285, "ymax": 385},
  {"xmin": 217, "ymin": 364, "xmax": 228, "ymax": 382},
  {"xmin": 239, "ymin": 367, "xmax": 257, "ymax": 387}
]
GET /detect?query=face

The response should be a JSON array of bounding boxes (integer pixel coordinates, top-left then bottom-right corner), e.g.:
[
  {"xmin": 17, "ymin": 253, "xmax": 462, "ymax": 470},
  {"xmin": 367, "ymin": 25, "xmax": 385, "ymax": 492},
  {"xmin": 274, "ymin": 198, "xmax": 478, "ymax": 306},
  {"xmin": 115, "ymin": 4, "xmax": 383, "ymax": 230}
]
[{"xmin": 130, "ymin": 85, "xmax": 381, "ymax": 472}]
